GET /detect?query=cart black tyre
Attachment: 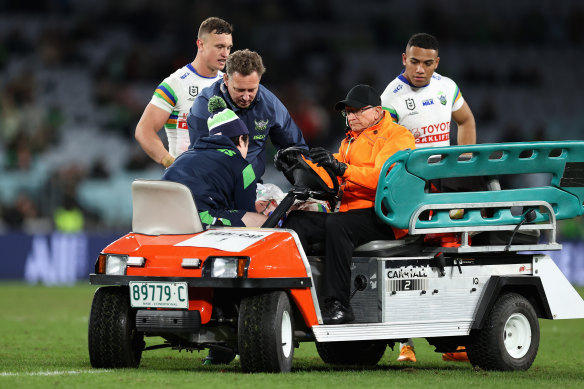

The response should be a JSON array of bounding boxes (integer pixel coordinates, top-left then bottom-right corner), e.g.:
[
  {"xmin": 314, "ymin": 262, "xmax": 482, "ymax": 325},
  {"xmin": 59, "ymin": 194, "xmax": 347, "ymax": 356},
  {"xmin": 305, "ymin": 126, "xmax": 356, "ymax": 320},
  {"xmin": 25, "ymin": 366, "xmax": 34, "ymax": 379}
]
[
  {"xmin": 467, "ymin": 292, "xmax": 539, "ymax": 371},
  {"xmin": 88, "ymin": 286, "xmax": 144, "ymax": 368},
  {"xmin": 315, "ymin": 340, "xmax": 386, "ymax": 366},
  {"xmin": 238, "ymin": 291, "xmax": 294, "ymax": 373}
]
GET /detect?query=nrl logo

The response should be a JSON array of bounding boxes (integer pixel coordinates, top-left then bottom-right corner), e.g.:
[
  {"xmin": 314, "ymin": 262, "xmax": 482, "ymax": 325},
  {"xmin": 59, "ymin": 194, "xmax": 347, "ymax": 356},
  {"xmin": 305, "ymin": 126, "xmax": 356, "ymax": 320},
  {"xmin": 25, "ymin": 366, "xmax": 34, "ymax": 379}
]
[
  {"xmin": 255, "ymin": 119, "xmax": 269, "ymax": 131},
  {"xmin": 189, "ymin": 86, "xmax": 199, "ymax": 97},
  {"xmin": 405, "ymin": 98, "xmax": 415, "ymax": 110},
  {"xmin": 438, "ymin": 91, "xmax": 447, "ymax": 105}
]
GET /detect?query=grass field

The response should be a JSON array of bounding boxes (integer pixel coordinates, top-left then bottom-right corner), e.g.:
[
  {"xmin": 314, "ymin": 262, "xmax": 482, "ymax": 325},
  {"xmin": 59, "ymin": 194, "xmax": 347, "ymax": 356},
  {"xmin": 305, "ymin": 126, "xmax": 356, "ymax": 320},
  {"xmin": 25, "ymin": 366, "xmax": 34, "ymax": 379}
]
[{"xmin": 1, "ymin": 283, "xmax": 583, "ymax": 389}]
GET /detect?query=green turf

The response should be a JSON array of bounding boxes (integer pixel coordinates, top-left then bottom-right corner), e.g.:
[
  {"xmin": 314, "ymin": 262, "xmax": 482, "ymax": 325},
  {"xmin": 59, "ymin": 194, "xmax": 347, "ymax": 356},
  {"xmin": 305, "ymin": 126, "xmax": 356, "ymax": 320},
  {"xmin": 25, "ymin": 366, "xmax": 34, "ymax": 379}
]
[{"xmin": 1, "ymin": 282, "xmax": 583, "ymax": 388}]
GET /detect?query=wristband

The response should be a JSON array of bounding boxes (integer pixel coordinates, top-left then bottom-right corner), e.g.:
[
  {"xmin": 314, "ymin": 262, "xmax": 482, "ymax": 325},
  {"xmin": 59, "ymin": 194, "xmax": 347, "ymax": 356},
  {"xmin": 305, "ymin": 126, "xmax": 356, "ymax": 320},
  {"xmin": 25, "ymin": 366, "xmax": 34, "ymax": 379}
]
[{"xmin": 161, "ymin": 154, "xmax": 175, "ymax": 168}]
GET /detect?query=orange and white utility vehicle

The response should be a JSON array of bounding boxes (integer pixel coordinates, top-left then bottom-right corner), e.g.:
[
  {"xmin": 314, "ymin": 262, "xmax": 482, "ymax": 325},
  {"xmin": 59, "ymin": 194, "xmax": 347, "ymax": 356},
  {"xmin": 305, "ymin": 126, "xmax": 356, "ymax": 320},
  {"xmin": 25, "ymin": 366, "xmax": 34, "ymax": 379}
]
[{"xmin": 88, "ymin": 142, "xmax": 584, "ymax": 373}]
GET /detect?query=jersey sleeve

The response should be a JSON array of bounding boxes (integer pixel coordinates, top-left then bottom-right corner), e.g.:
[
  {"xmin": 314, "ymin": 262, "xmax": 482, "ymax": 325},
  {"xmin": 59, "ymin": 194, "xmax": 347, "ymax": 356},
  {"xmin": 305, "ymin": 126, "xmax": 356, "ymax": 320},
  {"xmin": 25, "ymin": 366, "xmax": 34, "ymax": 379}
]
[
  {"xmin": 150, "ymin": 76, "xmax": 179, "ymax": 113},
  {"xmin": 380, "ymin": 86, "xmax": 399, "ymax": 123},
  {"xmin": 450, "ymin": 80, "xmax": 465, "ymax": 112},
  {"xmin": 383, "ymin": 105, "xmax": 399, "ymax": 123}
]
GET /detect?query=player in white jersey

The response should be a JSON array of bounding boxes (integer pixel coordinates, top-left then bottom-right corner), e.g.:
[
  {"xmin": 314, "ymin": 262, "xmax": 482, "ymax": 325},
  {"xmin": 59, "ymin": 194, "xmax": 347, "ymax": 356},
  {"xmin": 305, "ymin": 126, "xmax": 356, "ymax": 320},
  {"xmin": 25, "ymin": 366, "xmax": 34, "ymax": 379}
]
[
  {"xmin": 381, "ymin": 34, "xmax": 475, "ymax": 148},
  {"xmin": 382, "ymin": 33, "xmax": 476, "ymax": 364},
  {"xmin": 382, "ymin": 71, "xmax": 465, "ymax": 147},
  {"xmin": 149, "ymin": 64, "xmax": 222, "ymax": 157},
  {"xmin": 135, "ymin": 17, "xmax": 233, "ymax": 167}
]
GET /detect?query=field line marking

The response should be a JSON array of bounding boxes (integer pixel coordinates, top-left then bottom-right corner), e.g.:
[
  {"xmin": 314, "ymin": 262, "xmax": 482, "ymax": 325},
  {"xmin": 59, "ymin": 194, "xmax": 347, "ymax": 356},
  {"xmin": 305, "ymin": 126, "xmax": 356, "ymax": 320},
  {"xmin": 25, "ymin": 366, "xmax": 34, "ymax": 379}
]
[{"xmin": 0, "ymin": 369, "xmax": 112, "ymax": 377}]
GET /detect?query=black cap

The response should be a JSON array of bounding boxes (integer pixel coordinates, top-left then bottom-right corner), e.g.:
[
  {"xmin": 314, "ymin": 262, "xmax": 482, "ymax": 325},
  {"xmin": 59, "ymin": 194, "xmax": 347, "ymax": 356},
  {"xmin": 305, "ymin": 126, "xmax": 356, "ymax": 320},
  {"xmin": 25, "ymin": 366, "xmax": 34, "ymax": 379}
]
[{"xmin": 334, "ymin": 84, "xmax": 381, "ymax": 111}]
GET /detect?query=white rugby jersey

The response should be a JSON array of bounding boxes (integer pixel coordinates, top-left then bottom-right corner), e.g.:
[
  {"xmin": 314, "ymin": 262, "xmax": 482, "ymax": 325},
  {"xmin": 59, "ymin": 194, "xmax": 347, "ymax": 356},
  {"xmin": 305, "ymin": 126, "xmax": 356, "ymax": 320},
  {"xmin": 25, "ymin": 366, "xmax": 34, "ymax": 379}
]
[
  {"xmin": 380, "ymin": 72, "xmax": 464, "ymax": 148},
  {"xmin": 150, "ymin": 63, "xmax": 222, "ymax": 157}
]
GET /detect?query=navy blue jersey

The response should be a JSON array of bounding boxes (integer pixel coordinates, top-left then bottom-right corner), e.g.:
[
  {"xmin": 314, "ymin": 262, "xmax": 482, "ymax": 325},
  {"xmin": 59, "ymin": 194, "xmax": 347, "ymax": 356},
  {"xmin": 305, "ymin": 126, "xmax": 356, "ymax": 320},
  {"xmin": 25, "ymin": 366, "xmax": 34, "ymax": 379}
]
[
  {"xmin": 161, "ymin": 135, "xmax": 257, "ymax": 226},
  {"xmin": 187, "ymin": 80, "xmax": 307, "ymax": 179}
]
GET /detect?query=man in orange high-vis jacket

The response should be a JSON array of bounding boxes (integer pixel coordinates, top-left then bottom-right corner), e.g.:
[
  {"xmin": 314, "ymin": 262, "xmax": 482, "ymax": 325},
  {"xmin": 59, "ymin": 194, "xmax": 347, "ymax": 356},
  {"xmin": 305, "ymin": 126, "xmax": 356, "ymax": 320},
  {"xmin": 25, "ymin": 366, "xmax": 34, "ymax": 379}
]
[{"xmin": 283, "ymin": 84, "xmax": 415, "ymax": 325}]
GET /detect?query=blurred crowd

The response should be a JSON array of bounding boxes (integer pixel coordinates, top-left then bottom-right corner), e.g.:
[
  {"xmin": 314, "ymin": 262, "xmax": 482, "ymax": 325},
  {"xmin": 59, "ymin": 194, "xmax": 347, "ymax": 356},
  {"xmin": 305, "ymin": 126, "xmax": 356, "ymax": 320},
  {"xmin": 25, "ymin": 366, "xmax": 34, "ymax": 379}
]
[{"xmin": 1, "ymin": 0, "xmax": 584, "ymax": 238}]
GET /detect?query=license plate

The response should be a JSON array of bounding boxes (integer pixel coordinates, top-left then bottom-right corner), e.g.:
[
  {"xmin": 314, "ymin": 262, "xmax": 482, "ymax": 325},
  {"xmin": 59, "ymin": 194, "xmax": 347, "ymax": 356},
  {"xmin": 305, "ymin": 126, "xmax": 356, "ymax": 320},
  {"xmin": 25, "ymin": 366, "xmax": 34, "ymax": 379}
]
[{"xmin": 129, "ymin": 281, "xmax": 188, "ymax": 309}]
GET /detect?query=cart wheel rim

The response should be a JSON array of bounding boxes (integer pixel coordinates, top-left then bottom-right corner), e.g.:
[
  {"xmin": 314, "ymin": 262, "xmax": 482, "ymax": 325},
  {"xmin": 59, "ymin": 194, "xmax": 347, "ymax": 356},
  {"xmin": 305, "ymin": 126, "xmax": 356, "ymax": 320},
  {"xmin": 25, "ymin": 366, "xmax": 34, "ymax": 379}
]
[
  {"xmin": 281, "ymin": 310, "xmax": 293, "ymax": 358},
  {"xmin": 504, "ymin": 312, "xmax": 531, "ymax": 359}
]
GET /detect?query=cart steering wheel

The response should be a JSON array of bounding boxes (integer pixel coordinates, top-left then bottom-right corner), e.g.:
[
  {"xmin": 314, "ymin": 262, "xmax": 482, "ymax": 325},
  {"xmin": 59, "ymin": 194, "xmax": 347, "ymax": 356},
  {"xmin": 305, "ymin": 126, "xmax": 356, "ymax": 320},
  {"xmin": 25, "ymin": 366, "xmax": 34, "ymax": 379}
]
[{"xmin": 274, "ymin": 147, "xmax": 339, "ymax": 201}]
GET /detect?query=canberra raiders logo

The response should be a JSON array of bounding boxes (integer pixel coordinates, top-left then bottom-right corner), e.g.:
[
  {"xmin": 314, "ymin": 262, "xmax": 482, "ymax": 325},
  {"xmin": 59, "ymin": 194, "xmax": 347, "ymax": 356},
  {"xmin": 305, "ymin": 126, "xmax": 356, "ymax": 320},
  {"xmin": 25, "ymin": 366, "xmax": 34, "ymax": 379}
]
[
  {"xmin": 255, "ymin": 119, "xmax": 269, "ymax": 131},
  {"xmin": 189, "ymin": 86, "xmax": 199, "ymax": 97},
  {"xmin": 438, "ymin": 91, "xmax": 447, "ymax": 105}
]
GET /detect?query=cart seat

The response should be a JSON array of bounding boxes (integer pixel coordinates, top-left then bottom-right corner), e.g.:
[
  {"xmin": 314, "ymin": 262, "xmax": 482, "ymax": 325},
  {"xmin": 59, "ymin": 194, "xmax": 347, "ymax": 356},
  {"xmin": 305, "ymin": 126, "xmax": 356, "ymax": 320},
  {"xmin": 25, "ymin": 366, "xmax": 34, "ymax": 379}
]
[
  {"xmin": 353, "ymin": 236, "xmax": 423, "ymax": 256},
  {"xmin": 305, "ymin": 236, "xmax": 422, "ymax": 257},
  {"xmin": 132, "ymin": 179, "xmax": 204, "ymax": 235}
]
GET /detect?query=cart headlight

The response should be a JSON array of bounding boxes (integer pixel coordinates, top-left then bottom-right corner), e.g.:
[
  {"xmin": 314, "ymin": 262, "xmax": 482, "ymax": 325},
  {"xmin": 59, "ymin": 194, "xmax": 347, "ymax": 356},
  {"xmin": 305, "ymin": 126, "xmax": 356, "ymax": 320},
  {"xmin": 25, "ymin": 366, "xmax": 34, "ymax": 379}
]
[
  {"xmin": 95, "ymin": 254, "xmax": 145, "ymax": 275},
  {"xmin": 202, "ymin": 256, "xmax": 249, "ymax": 278},
  {"xmin": 106, "ymin": 255, "xmax": 128, "ymax": 275}
]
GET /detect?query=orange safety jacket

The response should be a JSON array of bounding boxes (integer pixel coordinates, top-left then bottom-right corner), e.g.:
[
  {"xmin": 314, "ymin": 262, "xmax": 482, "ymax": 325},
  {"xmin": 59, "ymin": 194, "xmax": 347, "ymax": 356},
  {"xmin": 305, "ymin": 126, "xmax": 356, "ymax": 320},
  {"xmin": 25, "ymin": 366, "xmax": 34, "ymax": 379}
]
[{"xmin": 334, "ymin": 112, "xmax": 416, "ymax": 238}]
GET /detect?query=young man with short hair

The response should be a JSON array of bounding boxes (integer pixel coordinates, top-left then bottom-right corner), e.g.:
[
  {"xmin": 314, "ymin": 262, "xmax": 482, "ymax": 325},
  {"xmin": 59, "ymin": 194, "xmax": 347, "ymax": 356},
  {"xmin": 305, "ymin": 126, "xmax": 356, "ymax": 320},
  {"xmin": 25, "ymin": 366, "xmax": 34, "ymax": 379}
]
[
  {"xmin": 136, "ymin": 17, "xmax": 234, "ymax": 168},
  {"xmin": 381, "ymin": 32, "xmax": 475, "ymax": 363},
  {"xmin": 381, "ymin": 32, "xmax": 476, "ymax": 148}
]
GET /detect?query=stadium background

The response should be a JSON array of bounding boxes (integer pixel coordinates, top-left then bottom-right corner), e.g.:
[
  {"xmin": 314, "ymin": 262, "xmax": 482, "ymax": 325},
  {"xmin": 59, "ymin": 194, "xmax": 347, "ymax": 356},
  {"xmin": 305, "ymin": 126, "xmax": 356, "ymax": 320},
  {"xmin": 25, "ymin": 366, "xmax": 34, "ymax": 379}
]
[{"xmin": 0, "ymin": 0, "xmax": 583, "ymax": 284}]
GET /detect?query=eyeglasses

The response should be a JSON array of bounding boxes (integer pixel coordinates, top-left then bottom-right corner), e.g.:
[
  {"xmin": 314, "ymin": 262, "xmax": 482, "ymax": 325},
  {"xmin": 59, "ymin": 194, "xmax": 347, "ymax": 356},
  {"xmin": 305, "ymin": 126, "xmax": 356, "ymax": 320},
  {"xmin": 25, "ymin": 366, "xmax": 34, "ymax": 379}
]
[{"xmin": 341, "ymin": 106, "xmax": 375, "ymax": 117}]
